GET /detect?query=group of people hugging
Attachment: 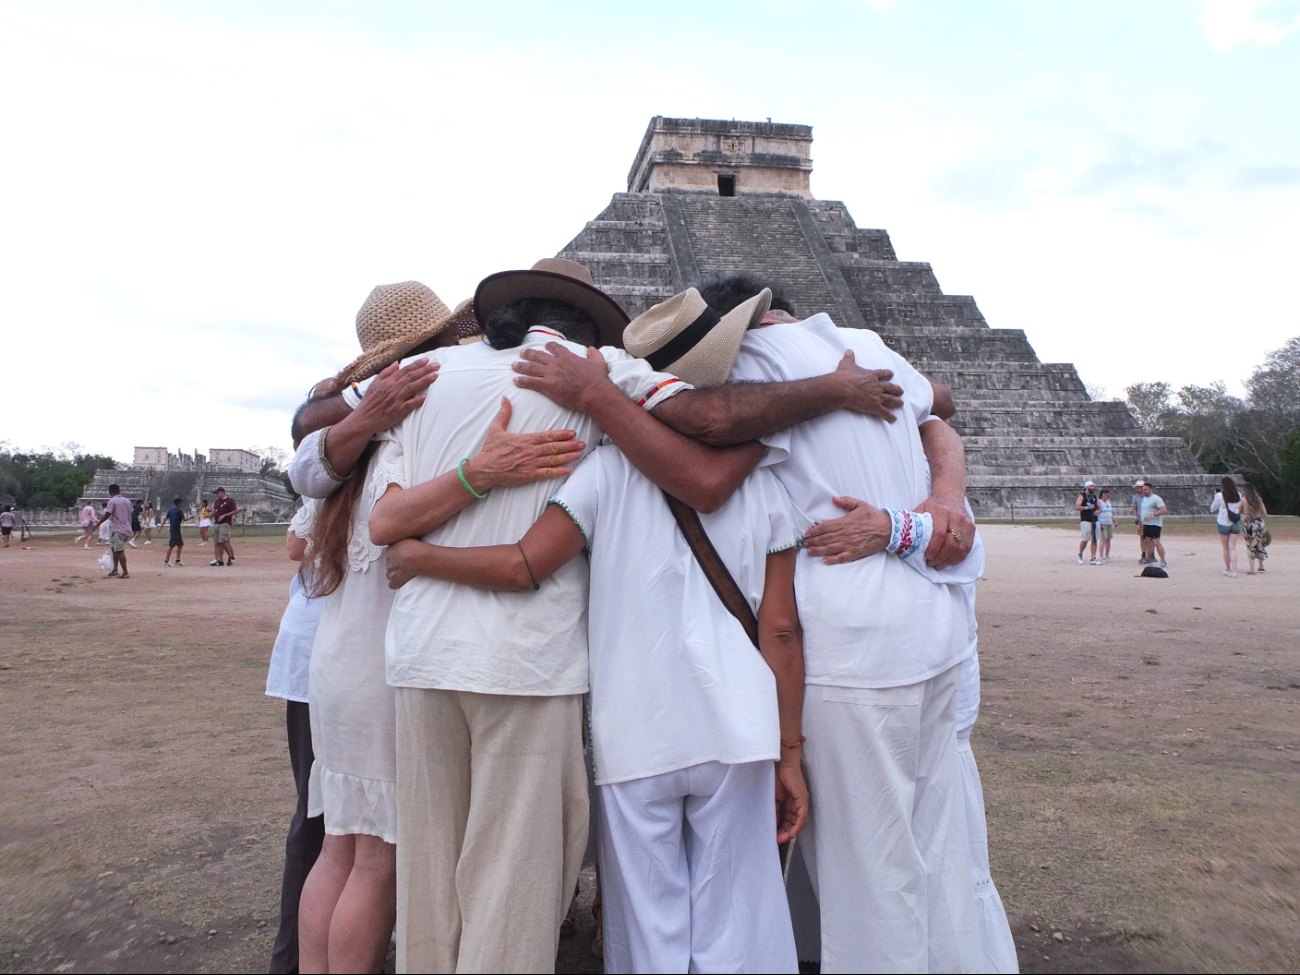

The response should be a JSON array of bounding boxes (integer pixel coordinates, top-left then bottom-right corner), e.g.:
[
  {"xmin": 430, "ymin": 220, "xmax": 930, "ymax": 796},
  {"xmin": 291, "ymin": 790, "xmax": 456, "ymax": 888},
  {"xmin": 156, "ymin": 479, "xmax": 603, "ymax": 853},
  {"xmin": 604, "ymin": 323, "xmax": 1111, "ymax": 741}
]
[{"xmin": 263, "ymin": 258, "xmax": 1019, "ymax": 974}]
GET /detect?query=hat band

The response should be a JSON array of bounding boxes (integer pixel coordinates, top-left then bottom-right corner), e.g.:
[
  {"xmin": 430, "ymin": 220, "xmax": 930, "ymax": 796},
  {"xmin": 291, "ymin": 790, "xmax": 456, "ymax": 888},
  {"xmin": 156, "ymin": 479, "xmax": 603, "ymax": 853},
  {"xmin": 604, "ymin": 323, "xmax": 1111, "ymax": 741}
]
[{"xmin": 646, "ymin": 307, "xmax": 721, "ymax": 372}]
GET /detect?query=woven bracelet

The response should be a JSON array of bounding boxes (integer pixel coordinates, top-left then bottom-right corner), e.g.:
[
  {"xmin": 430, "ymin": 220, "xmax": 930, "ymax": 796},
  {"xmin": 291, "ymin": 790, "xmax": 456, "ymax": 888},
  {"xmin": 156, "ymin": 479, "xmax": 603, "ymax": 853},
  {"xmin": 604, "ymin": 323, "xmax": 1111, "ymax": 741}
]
[{"xmin": 318, "ymin": 427, "xmax": 345, "ymax": 483}]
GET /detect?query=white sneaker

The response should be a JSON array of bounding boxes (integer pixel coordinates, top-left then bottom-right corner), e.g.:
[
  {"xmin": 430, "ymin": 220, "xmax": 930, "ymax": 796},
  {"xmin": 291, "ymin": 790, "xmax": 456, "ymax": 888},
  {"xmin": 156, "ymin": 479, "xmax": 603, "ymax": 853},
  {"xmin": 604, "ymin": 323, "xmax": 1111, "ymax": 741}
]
[
  {"xmin": 144, "ymin": 540, "xmax": 151, "ymax": 545},
  {"xmin": 1159, "ymin": 561, "xmax": 1168, "ymax": 568},
  {"xmin": 1090, "ymin": 558, "xmax": 1101, "ymax": 565},
  {"xmin": 1078, "ymin": 554, "xmax": 1085, "ymax": 564},
  {"xmin": 129, "ymin": 539, "xmax": 138, "ymax": 549}
]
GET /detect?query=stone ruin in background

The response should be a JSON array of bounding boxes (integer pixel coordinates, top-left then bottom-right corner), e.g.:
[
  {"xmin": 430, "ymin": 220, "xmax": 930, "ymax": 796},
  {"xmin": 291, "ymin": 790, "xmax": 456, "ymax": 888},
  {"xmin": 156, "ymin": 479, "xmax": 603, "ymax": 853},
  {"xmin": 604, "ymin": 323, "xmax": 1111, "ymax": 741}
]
[
  {"xmin": 79, "ymin": 446, "xmax": 295, "ymax": 523},
  {"xmin": 558, "ymin": 116, "xmax": 1217, "ymax": 516}
]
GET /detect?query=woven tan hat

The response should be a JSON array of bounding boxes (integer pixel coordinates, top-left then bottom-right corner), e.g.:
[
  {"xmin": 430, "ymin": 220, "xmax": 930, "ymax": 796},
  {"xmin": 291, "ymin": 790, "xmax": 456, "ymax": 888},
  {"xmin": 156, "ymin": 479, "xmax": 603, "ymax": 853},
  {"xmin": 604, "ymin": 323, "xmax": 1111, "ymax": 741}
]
[
  {"xmin": 332, "ymin": 281, "xmax": 479, "ymax": 386},
  {"xmin": 624, "ymin": 286, "xmax": 771, "ymax": 389},
  {"xmin": 474, "ymin": 258, "xmax": 630, "ymax": 349}
]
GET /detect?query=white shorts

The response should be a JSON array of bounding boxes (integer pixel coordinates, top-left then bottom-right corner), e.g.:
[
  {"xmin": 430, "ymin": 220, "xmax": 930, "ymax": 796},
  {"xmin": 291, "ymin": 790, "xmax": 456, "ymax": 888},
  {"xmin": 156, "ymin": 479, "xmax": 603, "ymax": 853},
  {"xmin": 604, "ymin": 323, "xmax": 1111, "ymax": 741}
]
[{"xmin": 1079, "ymin": 521, "xmax": 1097, "ymax": 540}]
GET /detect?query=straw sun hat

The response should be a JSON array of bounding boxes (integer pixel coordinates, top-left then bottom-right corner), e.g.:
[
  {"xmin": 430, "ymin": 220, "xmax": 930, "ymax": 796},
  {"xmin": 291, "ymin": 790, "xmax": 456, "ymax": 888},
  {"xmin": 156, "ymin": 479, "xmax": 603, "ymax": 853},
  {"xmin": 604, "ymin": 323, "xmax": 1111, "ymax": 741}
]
[
  {"xmin": 623, "ymin": 287, "xmax": 772, "ymax": 389},
  {"xmin": 332, "ymin": 281, "xmax": 480, "ymax": 387},
  {"xmin": 474, "ymin": 258, "xmax": 631, "ymax": 349}
]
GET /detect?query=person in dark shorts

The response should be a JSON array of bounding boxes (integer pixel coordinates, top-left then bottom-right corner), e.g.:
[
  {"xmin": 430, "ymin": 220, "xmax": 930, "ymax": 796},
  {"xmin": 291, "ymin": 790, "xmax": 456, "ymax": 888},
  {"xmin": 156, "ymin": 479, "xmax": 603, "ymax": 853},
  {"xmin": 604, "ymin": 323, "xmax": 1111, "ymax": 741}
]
[
  {"xmin": 164, "ymin": 498, "xmax": 191, "ymax": 566},
  {"xmin": 129, "ymin": 499, "xmax": 143, "ymax": 549},
  {"xmin": 1075, "ymin": 480, "xmax": 1100, "ymax": 565},
  {"xmin": 1139, "ymin": 482, "xmax": 1168, "ymax": 567},
  {"xmin": 0, "ymin": 505, "xmax": 15, "ymax": 547}
]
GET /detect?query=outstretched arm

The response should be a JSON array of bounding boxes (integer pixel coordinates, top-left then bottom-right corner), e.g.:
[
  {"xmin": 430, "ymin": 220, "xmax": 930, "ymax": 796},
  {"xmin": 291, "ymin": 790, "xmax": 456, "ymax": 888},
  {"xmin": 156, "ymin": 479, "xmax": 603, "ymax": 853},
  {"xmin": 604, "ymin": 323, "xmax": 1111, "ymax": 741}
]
[
  {"xmin": 512, "ymin": 342, "xmax": 904, "ymax": 447},
  {"xmin": 384, "ymin": 504, "xmax": 586, "ymax": 591},
  {"xmin": 520, "ymin": 347, "xmax": 764, "ymax": 512},
  {"xmin": 369, "ymin": 398, "xmax": 585, "ymax": 546},
  {"xmin": 758, "ymin": 548, "xmax": 808, "ymax": 844}
]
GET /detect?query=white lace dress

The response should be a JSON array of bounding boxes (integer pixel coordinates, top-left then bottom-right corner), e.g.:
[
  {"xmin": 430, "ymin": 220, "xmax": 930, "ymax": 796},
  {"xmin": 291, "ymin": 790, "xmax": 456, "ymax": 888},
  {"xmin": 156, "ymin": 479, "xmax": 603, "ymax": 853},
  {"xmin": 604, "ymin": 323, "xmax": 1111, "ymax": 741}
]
[{"xmin": 307, "ymin": 446, "xmax": 402, "ymax": 843}]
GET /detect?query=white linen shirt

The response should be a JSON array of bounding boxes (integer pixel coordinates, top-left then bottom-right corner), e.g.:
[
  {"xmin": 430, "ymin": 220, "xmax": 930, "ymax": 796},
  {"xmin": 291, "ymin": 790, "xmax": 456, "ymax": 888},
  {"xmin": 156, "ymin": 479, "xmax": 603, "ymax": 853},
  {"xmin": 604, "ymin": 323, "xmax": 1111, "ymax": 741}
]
[
  {"xmin": 731, "ymin": 314, "xmax": 970, "ymax": 688},
  {"xmin": 265, "ymin": 501, "xmax": 324, "ymax": 703},
  {"xmin": 378, "ymin": 328, "xmax": 690, "ymax": 696},
  {"xmin": 551, "ymin": 445, "xmax": 805, "ymax": 785}
]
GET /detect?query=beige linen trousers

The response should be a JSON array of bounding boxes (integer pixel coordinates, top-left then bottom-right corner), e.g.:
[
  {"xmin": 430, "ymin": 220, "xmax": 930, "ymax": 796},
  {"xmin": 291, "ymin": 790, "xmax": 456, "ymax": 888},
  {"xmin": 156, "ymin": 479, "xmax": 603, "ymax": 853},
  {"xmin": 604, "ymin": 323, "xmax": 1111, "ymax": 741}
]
[{"xmin": 394, "ymin": 688, "xmax": 588, "ymax": 973}]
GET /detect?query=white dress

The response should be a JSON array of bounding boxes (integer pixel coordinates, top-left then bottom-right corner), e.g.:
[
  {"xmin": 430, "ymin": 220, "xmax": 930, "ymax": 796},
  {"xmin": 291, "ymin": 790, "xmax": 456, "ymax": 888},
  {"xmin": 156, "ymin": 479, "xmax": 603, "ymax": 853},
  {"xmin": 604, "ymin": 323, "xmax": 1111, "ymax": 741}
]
[{"xmin": 307, "ymin": 451, "xmax": 399, "ymax": 843}]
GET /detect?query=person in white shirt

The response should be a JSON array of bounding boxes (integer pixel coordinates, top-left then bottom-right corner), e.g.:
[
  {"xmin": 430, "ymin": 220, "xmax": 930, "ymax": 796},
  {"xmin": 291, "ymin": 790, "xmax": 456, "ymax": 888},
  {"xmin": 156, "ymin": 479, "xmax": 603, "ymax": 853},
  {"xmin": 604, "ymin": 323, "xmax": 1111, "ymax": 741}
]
[
  {"xmin": 384, "ymin": 289, "xmax": 813, "ymax": 973},
  {"xmin": 1096, "ymin": 488, "xmax": 1115, "ymax": 563},
  {"xmin": 267, "ymin": 500, "xmax": 325, "ymax": 975},
  {"xmin": 1210, "ymin": 476, "xmax": 1243, "ymax": 577},
  {"xmin": 511, "ymin": 275, "xmax": 990, "ymax": 973}
]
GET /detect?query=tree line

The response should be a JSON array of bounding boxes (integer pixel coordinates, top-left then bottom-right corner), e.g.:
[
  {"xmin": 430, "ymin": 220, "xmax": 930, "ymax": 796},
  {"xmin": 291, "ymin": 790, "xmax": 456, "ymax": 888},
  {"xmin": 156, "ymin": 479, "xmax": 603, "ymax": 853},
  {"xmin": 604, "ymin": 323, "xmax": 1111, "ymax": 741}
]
[
  {"xmin": 0, "ymin": 446, "xmax": 119, "ymax": 509},
  {"xmin": 1126, "ymin": 336, "xmax": 1300, "ymax": 514}
]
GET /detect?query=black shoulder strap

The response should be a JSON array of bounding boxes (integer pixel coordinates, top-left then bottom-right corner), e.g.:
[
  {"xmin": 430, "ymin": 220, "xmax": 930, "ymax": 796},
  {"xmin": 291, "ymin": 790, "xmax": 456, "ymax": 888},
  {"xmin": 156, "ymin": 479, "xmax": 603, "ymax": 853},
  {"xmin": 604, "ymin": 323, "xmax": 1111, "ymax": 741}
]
[{"xmin": 662, "ymin": 491, "xmax": 760, "ymax": 649}]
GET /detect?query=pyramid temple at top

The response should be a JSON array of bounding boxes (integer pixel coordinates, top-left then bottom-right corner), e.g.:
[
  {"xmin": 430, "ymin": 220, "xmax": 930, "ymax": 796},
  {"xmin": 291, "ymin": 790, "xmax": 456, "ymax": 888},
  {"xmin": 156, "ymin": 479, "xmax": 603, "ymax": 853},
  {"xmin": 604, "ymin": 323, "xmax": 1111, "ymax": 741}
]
[{"xmin": 557, "ymin": 116, "xmax": 1214, "ymax": 516}]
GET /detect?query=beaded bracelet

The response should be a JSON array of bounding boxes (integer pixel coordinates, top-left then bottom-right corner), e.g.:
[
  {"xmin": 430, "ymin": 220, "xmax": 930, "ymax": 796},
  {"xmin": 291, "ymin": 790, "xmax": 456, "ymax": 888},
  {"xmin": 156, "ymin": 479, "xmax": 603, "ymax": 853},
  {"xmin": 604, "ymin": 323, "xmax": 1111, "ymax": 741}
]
[{"xmin": 318, "ymin": 426, "xmax": 345, "ymax": 483}]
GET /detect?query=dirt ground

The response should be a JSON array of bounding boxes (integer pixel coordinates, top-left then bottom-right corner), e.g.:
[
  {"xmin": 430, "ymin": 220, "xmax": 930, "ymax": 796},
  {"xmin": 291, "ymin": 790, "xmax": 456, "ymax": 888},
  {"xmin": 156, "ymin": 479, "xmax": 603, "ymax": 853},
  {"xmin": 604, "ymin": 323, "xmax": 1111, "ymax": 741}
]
[{"xmin": 1, "ymin": 519, "xmax": 1297, "ymax": 974}]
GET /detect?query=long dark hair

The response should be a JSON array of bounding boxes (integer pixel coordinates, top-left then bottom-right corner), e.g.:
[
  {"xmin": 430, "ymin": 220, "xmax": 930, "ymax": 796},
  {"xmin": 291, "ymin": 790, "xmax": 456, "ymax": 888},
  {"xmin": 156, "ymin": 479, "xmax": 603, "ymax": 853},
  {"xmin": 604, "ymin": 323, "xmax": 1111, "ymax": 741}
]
[
  {"xmin": 304, "ymin": 440, "xmax": 377, "ymax": 598},
  {"xmin": 1220, "ymin": 477, "xmax": 1240, "ymax": 504},
  {"xmin": 1241, "ymin": 482, "xmax": 1263, "ymax": 515}
]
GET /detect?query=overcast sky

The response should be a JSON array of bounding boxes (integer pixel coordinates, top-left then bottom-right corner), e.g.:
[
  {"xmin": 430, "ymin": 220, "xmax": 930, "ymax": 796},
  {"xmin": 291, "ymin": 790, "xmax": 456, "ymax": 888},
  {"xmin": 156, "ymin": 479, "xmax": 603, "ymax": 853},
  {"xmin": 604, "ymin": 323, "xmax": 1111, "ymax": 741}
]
[{"xmin": 2, "ymin": 0, "xmax": 1297, "ymax": 462}]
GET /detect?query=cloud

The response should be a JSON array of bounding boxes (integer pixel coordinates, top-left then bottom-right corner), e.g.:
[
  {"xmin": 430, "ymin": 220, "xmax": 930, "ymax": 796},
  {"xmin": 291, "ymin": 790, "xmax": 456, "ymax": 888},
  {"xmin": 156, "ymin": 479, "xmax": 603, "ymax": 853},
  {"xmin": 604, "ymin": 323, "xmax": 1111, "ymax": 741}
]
[
  {"xmin": 1071, "ymin": 137, "xmax": 1226, "ymax": 195},
  {"xmin": 1236, "ymin": 164, "xmax": 1300, "ymax": 187},
  {"xmin": 1192, "ymin": 0, "xmax": 1300, "ymax": 52},
  {"xmin": 929, "ymin": 154, "xmax": 1039, "ymax": 213}
]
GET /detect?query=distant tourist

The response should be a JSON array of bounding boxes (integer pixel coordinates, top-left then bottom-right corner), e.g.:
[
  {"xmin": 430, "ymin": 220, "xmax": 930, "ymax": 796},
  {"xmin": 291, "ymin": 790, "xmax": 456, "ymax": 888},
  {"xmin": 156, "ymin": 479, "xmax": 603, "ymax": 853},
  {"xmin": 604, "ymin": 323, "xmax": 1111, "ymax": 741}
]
[
  {"xmin": 198, "ymin": 500, "xmax": 212, "ymax": 543},
  {"xmin": 1210, "ymin": 477, "xmax": 1242, "ymax": 577},
  {"xmin": 97, "ymin": 503, "xmax": 112, "ymax": 546},
  {"xmin": 1076, "ymin": 480, "xmax": 1100, "ymax": 564},
  {"xmin": 1131, "ymin": 479, "xmax": 1147, "ymax": 558},
  {"xmin": 1139, "ymin": 481, "xmax": 1168, "ymax": 568},
  {"xmin": 128, "ymin": 498, "xmax": 142, "ymax": 549},
  {"xmin": 76, "ymin": 500, "xmax": 97, "ymax": 547},
  {"xmin": 141, "ymin": 502, "xmax": 156, "ymax": 545},
  {"xmin": 210, "ymin": 487, "xmax": 237, "ymax": 566},
  {"xmin": 1096, "ymin": 488, "xmax": 1114, "ymax": 562},
  {"xmin": 95, "ymin": 484, "xmax": 134, "ymax": 578},
  {"xmin": 1241, "ymin": 483, "xmax": 1269, "ymax": 574},
  {"xmin": 163, "ymin": 497, "xmax": 190, "ymax": 566},
  {"xmin": 0, "ymin": 505, "xmax": 15, "ymax": 547}
]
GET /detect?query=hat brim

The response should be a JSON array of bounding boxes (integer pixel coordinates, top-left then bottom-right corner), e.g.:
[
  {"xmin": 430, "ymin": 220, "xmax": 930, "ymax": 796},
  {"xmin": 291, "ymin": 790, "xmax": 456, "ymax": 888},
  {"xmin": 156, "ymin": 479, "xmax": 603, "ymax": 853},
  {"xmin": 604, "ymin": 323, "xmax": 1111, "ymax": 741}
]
[
  {"xmin": 474, "ymin": 269, "xmax": 630, "ymax": 350},
  {"xmin": 333, "ymin": 303, "xmax": 477, "ymax": 387},
  {"xmin": 660, "ymin": 289, "xmax": 772, "ymax": 390}
]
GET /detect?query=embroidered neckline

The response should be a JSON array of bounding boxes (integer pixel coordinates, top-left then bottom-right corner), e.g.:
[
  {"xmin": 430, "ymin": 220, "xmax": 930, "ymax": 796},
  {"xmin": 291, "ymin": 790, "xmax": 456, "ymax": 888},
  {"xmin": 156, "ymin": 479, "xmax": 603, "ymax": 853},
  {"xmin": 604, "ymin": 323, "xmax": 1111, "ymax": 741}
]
[{"xmin": 527, "ymin": 327, "xmax": 566, "ymax": 340}]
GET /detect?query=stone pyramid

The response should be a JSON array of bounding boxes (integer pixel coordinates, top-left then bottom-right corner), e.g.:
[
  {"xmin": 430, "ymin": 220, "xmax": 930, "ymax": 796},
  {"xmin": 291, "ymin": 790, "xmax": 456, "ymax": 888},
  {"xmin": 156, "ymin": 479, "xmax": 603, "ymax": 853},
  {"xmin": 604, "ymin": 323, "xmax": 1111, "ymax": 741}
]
[{"xmin": 557, "ymin": 116, "xmax": 1214, "ymax": 516}]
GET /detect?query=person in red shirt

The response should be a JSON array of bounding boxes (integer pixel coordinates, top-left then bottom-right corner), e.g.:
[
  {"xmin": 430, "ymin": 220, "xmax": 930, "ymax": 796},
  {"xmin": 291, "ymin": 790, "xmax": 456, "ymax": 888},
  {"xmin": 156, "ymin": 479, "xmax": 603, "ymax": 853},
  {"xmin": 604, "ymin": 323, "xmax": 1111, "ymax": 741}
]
[{"xmin": 211, "ymin": 487, "xmax": 238, "ymax": 566}]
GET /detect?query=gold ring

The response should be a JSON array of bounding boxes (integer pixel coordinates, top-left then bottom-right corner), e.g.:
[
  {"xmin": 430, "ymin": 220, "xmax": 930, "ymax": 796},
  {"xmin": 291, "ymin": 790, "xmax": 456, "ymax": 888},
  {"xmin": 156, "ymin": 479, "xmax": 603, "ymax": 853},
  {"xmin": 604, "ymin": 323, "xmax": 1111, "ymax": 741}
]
[{"xmin": 950, "ymin": 529, "xmax": 964, "ymax": 543}]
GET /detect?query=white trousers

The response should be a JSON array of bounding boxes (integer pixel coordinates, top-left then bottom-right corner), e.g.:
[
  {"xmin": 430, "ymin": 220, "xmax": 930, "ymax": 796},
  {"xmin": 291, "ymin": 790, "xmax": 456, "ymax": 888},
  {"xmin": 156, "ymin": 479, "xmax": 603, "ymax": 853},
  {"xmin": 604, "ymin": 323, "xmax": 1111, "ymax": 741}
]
[
  {"xmin": 597, "ymin": 760, "xmax": 798, "ymax": 974},
  {"xmin": 799, "ymin": 665, "xmax": 979, "ymax": 974},
  {"xmin": 957, "ymin": 730, "xmax": 1019, "ymax": 973}
]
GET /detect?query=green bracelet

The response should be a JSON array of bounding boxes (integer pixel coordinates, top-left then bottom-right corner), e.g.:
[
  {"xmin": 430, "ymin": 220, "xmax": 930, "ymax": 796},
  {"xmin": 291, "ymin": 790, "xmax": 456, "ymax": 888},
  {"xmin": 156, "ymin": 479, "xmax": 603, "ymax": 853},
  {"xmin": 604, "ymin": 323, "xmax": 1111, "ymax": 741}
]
[{"xmin": 457, "ymin": 458, "xmax": 490, "ymax": 500}]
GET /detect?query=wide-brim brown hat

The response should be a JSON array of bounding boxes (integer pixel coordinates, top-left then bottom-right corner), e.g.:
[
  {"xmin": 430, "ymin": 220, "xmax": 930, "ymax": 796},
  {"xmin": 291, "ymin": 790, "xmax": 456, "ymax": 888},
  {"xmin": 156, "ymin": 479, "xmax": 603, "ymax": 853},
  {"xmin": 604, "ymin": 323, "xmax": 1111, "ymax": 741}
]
[
  {"xmin": 623, "ymin": 286, "xmax": 771, "ymax": 389},
  {"xmin": 332, "ymin": 282, "xmax": 480, "ymax": 387},
  {"xmin": 474, "ymin": 258, "xmax": 630, "ymax": 349}
]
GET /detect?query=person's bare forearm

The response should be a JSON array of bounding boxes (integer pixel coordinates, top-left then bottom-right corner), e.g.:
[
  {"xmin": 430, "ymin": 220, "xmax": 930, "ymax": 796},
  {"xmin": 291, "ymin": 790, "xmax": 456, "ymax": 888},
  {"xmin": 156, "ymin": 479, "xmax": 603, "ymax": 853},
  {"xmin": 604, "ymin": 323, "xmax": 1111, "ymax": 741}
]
[
  {"xmin": 919, "ymin": 418, "xmax": 966, "ymax": 502},
  {"xmin": 370, "ymin": 471, "xmax": 478, "ymax": 546},
  {"xmin": 577, "ymin": 382, "xmax": 764, "ymax": 512},
  {"xmin": 758, "ymin": 552, "xmax": 805, "ymax": 751},
  {"xmin": 296, "ymin": 394, "xmax": 353, "ymax": 440},
  {"xmin": 652, "ymin": 375, "xmax": 846, "ymax": 446},
  {"xmin": 400, "ymin": 540, "xmax": 532, "ymax": 591}
]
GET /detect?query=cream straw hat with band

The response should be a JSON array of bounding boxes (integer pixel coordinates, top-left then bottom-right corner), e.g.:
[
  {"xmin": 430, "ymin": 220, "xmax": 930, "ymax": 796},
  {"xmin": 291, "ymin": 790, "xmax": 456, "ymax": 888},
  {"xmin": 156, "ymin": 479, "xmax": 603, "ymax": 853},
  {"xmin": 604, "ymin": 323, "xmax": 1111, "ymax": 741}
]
[
  {"xmin": 331, "ymin": 281, "xmax": 480, "ymax": 388},
  {"xmin": 623, "ymin": 287, "xmax": 772, "ymax": 390}
]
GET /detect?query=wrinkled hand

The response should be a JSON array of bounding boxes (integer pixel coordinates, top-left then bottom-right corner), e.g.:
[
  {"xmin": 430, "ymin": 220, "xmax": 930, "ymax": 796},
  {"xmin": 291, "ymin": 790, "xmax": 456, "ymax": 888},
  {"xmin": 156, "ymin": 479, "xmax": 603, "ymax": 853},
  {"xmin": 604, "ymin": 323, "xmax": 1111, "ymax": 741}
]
[
  {"xmin": 775, "ymin": 759, "xmax": 809, "ymax": 844},
  {"xmin": 803, "ymin": 496, "xmax": 891, "ymax": 565},
  {"xmin": 916, "ymin": 495, "xmax": 975, "ymax": 570},
  {"xmin": 512, "ymin": 343, "xmax": 611, "ymax": 412},
  {"xmin": 463, "ymin": 397, "xmax": 586, "ymax": 490},
  {"xmin": 834, "ymin": 350, "xmax": 903, "ymax": 422},
  {"xmin": 385, "ymin": 538, "xmax": 424, "ymax": 590},
  {"xmin": 353, "ymin": 359, "xmax": 440, "ymax": 434}
]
